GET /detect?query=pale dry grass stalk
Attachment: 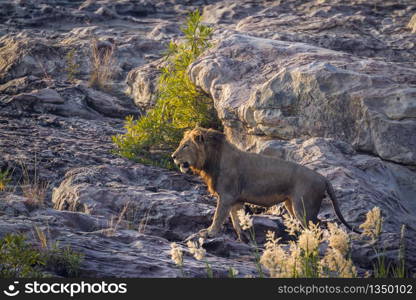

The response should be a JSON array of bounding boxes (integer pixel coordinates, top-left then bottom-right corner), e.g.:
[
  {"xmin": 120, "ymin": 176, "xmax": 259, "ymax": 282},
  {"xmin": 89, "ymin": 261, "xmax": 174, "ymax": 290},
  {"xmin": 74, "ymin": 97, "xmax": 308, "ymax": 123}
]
[
  {"xmin": 407, "ymin": 13, "xmax": 416, "ymax": 33},
  {"xmin": 106, "ymin": 201, "xmax": 130, "ymax": 236},
  {"xmin": 65, "ymin": 48, "xmax": 80, "ymax": 83},
  {"xmin": 267, "ymin": 204, "xmax": 284, "ymax": 216},
  {"xmin": 35, "ymin": 56, "xmax": 53, "ymax": 87},
  {"xmin": 320, "ymin": 248, "xmax": 357, "ymax": 278},
  {"xmin": 187, "ymin": 238, "xmax": 212, "ymax": 277},
  {"xmin": 237, "ymin": 209, "xmax": 253, "ymax": 230},
  {"xmin": 327, "ymin": 222, "xmax": 350, "ymax": 256},
  {"xmin": 359, "ymin": 206, "xmax": 383, "ymax": 241},
  {"xmin": 89, "ymin": 38, "xmax": 115, "ymax": 91},
  {"xmin": 298, "ymin": 227, "xmax": 320, "ymax": 254},
  {"xmin": 260, "ymin": 230, "xmax": 287, "ymax": 277},
  {"xmin": 282, "ymin": 213, "xmax": 302, "ymax": 236},
  {"xmin": 20, "ymin": 159, "xmax": 49, "ymax": 208},
  {"xmin": 138, "ymin": 204, "xmax": 154, "ymax": 234},
  {"xmin": 170, "ymin": 242, "xmax": 185, "ymax": 277},
  {"xmin": 260, "ymin": 216, "xmax": 356, "ymax": 278},
  {"xmin": 33, "ymin": 226, "xmax": 48, "ymax": 249},
  {"xmin": 170, "ymin": 243, "xmax": 183, "ymax": 266},
  {"xmin": 228, "ymin": 267, "xmax": 239, "ymax": 278},
  {"xmin": 237, "ymin": 209, "xmax": 265, "ymax": 277},
  {"xmin": 187, "ymin": 238, "xmax": 206, "ymax": 261},
  {"xmin": 22, "ymin": 181, "xmax": 49, "ymax": 207},
  {"xmin": 320, "ymin": 223, "xmax": 356, "ymax": 278}
]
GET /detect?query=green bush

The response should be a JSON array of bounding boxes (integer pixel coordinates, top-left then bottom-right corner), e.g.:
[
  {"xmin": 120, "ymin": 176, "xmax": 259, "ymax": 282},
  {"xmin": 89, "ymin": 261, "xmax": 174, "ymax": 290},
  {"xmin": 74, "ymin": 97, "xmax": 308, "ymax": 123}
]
[
  {"xmin": 44, "ymin": 243, "xmax": 84, "ymax": 277},
  {"xmin": 0, "ymin": 234, "xmax": 45, "ymax": 278},
  {"xmin": 0, "ymin": 233, "xmax": 83, "ymax": 278},
  {"xmin": 112, "ymin": 10, "xmax": 221, "ymax": 168},
  {"xmin": 0, "ymin": 168, "xmax": 12, "ymax": 191}
]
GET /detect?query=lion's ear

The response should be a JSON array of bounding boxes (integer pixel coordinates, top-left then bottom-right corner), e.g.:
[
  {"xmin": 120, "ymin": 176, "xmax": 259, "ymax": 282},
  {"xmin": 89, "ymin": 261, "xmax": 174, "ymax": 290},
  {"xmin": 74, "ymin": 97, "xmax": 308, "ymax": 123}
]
[{"xmin": 194, "ymin": 132, "xmax": 204, "ymax": 144}]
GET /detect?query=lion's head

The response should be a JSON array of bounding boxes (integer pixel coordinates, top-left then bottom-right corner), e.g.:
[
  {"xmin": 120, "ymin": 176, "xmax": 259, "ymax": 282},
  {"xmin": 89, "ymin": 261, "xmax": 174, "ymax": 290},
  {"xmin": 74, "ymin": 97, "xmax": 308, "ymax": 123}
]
[{"xmin": 171, "ymin": 128, "xmax": 207, "ymax": 173}]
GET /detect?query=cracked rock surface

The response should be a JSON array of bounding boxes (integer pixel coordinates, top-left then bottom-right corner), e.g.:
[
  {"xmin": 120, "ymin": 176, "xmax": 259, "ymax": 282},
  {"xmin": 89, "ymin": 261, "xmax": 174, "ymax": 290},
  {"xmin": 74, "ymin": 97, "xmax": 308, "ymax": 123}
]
[{"xmin": 1, "ymin": 0, "xmax": 415, "ymax": 277}]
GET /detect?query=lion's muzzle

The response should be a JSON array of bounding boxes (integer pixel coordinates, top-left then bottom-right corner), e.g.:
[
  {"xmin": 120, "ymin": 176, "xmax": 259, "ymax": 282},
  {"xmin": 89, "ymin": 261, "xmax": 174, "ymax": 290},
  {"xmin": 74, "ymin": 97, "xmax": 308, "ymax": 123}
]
[
  {"xmin": 179, "ymin": 162, "xmax": 190, "ymax": 173},
  {"xmin": 172, "ymin": 155, "xmax": 190, "ymax": 174}
]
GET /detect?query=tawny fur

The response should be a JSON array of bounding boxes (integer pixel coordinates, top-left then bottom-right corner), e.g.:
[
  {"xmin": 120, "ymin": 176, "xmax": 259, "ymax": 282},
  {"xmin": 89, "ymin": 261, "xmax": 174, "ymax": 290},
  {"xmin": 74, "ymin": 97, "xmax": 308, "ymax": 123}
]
[{"xmin": 172, "ymin": 127, "xmax": 359, "ymax": 241}]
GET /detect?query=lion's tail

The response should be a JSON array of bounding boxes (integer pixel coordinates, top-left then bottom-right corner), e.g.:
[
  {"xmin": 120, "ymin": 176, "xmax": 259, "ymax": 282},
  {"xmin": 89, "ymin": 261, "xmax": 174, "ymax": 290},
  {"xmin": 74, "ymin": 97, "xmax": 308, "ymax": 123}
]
[{"xmin": 326, "ymin": 180, "xmax": 361, "ymax": 234}]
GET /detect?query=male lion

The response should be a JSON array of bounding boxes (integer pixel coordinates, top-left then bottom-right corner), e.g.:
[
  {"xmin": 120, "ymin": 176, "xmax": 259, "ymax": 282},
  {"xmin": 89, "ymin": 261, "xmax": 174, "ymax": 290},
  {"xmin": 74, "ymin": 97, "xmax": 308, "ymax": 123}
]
[{"xmin": 172, "ymin": 127, "xmax": 359, "ymax": 240}]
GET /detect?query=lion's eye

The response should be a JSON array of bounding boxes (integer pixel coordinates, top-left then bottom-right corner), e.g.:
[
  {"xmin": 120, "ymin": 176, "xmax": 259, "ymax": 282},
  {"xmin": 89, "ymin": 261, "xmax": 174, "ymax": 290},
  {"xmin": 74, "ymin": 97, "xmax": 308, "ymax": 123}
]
[{"xmin": 182, "ymin": 144, "xmax": 188, "ymax": 149}]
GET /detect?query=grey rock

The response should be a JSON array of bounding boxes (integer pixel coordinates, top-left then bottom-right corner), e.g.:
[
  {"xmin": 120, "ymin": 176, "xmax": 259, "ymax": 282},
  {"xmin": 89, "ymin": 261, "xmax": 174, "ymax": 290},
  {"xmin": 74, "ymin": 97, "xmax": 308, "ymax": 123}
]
[
  {"xmin": 0, "ymin": 194, "xmax": 30, "ymax": 217},
  {"xmin": 189, "ymin": 34, "xmax": 416, "ymax": 166},
  {"xmin": 234, "ymin": 0, "xmax": 416, "ymax": 64},
  {"xmin": 0, "ymin": 35, "xmax": 64, "ymax": 84},
  {"xmin": 147, "ymin": 22, "xmax": 182, "ymax": 41},
  {"xmin": 1, "ymin": 0, "xmax": 416, "ymax": 278},
  {"xmin": 1, "ymin": 85, "xmax": 139, "ymax": 119},
  {"xmin": 202, "ymin": 1, "xmax": 267, "ymax": 25},
  {"xmin": 51, "ymin": 164, "xmax": 215, "ymax": 240},
  {"xmin": 0, "ymin": 206, "xmax": 258, "ymax": 278},
  {"xmin": 126, "ymin": 59, "xmax": 163, "ymax": 110}
]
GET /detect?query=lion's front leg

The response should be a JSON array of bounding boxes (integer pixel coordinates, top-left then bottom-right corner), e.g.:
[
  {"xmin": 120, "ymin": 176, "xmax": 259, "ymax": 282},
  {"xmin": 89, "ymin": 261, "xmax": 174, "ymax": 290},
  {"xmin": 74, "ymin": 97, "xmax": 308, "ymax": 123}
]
[{"xmin": 204, "ymin": 195, "xmax": 234, "ymax": 238}]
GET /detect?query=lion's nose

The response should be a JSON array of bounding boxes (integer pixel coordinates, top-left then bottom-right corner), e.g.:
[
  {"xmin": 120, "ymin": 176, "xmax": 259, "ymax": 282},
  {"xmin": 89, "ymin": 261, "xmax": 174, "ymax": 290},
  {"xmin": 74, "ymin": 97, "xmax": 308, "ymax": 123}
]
[{"xmin": 171, "ymin": 154, "xmax": 176, "ymax": 160}]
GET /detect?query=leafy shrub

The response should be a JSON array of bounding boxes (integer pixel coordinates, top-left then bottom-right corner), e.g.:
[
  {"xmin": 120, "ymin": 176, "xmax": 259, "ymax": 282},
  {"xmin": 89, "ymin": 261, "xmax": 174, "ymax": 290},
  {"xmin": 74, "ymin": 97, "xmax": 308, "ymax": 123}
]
[
  {"xmin": 0, "ymin": 234, "xmax": 45, "ymax": 278},
  {"xmin": 0, "ymin": 233, "xmax": 84, "ymax": 278},
  {"xmin": 112, "ymin": 10, "xmax": 221, "ymax": 167},
  {"xmin": 44, "ymin": 243, "xmax": 84, "ymax": 277},
  {"xmin": 0, "ymin": 168, "xmax": 12, "ymax": 191}
]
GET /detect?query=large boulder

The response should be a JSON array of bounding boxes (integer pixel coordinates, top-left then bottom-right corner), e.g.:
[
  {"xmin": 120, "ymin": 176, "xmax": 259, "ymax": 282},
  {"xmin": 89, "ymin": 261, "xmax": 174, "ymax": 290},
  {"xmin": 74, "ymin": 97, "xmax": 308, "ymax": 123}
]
[
  {"xmin": 52, "ymin": 164, "xmax": 215, "ymax": 241},
  {"xmin": 189, "ymin": 34, "xmax": 416, "ymax": 166}
]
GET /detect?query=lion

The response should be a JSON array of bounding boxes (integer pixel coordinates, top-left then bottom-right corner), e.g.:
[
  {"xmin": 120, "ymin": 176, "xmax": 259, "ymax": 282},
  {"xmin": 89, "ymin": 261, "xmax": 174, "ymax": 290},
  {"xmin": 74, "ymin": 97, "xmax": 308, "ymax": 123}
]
[{"xmin": 172, "ymin": 127, "xmax": 359, "ymax": 241}]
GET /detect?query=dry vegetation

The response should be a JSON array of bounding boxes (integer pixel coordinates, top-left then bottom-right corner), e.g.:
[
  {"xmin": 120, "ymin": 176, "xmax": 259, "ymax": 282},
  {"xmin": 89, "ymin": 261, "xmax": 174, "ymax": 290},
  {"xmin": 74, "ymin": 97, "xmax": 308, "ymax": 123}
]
[
  {"xmin": 170, "ymin": 207, "xmax": 407, "ymax": 278},
  {"xmin": 408, "ymin": 13, "xmax": 416, "ymax": 33},
  {"xmin": 20, "ymin": 161, "xmax": 49, "ymax": 208},
  {"xmin": 89, "ymin": 38, "xmax": 115, "ymax": 91}
]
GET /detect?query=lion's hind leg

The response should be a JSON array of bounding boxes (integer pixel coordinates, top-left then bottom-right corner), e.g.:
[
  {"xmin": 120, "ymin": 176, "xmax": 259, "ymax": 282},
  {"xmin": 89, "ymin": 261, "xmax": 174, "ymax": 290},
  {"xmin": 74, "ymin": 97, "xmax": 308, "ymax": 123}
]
[
  {"xmin": 284, "ymin": 198, "xmax": 295, "ymax": 217},
  {"xmin": 292, "ymin": 194, "xmax": 321, "ymax": 229},
  {"xmin": 230, "ymin": 202, "xmax": 250, "ymax": 242}
]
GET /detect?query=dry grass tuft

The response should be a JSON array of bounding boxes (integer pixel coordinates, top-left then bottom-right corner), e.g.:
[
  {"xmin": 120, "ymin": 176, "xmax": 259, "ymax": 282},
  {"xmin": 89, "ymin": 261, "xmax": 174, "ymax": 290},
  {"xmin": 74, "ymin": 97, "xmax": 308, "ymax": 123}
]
[
  {"xmin": 407, "ymin": 13, "xmax": 416, "ymax": 33},
  {"xmin": 106, "ymin": 201, "xmax": 130, "ymax": 236},
  {"xmin": 20, "ymin": 160, "xmax": 49, "ymax": 208},
  {"xmin": 89, "ymin": 38, "xmax": 115, "ymax": 91}
]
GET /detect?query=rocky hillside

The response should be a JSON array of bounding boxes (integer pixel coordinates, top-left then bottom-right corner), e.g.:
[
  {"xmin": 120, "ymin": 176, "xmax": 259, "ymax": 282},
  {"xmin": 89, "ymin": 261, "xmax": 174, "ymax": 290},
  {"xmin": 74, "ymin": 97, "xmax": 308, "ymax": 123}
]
[{"xmin": 1, "ymin": 0, "xmax": 415, "ymax": 277}]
